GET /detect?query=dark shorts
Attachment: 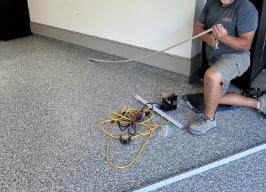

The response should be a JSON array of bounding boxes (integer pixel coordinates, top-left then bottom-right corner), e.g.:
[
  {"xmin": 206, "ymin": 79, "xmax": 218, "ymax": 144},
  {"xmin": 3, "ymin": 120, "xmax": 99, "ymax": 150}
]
[{"xmin": 209, "ymin": 52, "xmax": 250, "ymax": 95}]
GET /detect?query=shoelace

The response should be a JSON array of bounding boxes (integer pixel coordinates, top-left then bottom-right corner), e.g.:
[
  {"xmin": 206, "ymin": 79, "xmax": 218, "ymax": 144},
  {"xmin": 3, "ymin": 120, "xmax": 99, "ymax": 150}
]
[{"xmin": 195, "ymin": 117, "xmax": 207, "ymax": 126}]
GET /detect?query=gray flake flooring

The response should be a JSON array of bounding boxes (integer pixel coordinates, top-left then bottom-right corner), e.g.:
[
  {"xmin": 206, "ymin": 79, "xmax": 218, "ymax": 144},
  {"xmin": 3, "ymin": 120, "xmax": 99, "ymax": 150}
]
[{"xmin": 0, "ymin": 35, "xmax": 266, "ymax": 192}]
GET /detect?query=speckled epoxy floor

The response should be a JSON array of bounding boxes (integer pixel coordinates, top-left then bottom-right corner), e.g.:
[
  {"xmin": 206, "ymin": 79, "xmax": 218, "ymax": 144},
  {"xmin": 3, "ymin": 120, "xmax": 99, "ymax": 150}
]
[{"xmin": 0, "ymin": 35, "xmax": 266, "ymax": 192}]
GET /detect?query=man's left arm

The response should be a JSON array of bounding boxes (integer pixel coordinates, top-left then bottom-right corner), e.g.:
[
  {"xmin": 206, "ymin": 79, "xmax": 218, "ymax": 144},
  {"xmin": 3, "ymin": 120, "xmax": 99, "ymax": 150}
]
[{"xmin": 212, "ymin": 24, "xmax": 255, "ymax": 51}]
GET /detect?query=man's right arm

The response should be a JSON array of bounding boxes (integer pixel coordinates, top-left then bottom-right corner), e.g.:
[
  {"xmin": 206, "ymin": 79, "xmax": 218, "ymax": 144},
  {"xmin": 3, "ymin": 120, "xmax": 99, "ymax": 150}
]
[{"xmin": 194, "ymin": 21, "xmax": 216, "ymax": 49}]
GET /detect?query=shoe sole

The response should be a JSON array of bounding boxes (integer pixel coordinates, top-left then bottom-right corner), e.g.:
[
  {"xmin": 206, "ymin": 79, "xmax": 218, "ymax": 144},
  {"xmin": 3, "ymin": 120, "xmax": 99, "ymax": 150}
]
[
  {"xmin": 188, "ymin": 125, "xmax": 216, "ymax": 135},
  {"xmin": 188, "ymin": 127, "xmax": 207, "ymax": 135}
]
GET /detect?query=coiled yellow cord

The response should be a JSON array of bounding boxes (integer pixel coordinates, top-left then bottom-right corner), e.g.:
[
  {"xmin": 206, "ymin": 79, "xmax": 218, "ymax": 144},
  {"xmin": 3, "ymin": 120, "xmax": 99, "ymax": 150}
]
[{"xmin": 99, "ymin": 105, "xmax": 164, "ymax": 168}]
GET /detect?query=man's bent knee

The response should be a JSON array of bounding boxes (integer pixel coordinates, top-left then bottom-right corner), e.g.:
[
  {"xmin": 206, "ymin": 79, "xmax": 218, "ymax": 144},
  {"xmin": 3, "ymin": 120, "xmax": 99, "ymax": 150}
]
[{"xmin": 204, "ymin": 69, "xmax": 222, "ymax": 87}]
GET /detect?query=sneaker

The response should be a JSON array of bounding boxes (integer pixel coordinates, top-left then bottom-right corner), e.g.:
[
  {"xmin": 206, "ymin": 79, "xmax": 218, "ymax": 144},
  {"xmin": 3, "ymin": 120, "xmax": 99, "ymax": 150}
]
[
  {"xmin": 258, "ymin": 94, "xmax": 266, "ymax": 115},
  {"xmin": 188, "ymin": 115, "xmax": 216, "ymax": 135}
]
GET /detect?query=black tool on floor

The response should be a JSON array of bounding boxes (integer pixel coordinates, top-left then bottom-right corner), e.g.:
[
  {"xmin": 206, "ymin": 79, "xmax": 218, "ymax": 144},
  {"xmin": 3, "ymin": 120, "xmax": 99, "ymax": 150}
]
[{"xmin": 160, "ymin": 92, "xmax": 178, "ymax": 111}]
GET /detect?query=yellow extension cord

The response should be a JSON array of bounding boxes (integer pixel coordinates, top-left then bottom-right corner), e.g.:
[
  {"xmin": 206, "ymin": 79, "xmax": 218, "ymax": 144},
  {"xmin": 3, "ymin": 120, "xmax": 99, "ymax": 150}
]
[{"xmin": 99, "ymin": 105, "xmax": 164, "ymax": 169}]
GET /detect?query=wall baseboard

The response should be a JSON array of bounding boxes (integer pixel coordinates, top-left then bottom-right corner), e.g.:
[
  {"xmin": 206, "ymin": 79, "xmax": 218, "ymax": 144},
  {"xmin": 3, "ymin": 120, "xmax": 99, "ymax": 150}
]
[{"xmin": 30, "ymin": 22, "xmax": 201, "ymax": 77}]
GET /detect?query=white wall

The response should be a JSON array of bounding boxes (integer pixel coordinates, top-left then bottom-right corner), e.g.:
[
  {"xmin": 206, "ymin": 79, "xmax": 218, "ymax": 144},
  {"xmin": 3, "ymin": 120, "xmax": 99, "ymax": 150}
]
[{"xmin": 28, "ymin": 0, "xmax": 206, "ymax": 59}]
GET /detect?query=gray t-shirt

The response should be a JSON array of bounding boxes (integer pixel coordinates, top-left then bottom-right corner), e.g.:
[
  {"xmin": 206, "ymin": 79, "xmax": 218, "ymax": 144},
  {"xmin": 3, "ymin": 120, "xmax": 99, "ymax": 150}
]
[{"xmin": 198, "ymin": 0, "xmax": 258, "ymax": 63}]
